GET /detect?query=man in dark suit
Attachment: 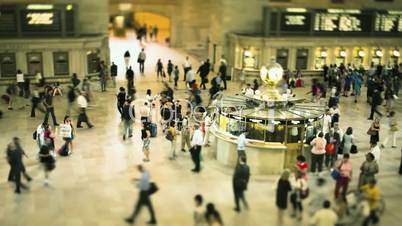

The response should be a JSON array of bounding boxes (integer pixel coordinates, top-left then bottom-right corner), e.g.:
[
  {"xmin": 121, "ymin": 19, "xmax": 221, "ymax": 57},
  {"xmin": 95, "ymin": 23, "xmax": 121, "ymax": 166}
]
[
  {"xmin": 7, "ymin": 137, "xmax": 31, "ymax": 193},
  {"xmin": 233, "ymin": 156, "xmax": 250, "ymax": 212},
  {"xmin": 368, "ymin": 88, "xmax": 383, "ymax": 120},
  {"xmin": 218, "ymin": 61, "xmax": 227, "ymax": 90},
  {"xmin": 110, "ymin": 62, "xmax": 118, "ymax": 87}
]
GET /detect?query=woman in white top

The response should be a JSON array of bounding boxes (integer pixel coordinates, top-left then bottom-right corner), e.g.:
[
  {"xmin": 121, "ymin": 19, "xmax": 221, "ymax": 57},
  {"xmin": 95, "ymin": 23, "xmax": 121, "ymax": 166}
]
[
  {"xmin": 342, "ymin": 127, "xmax": 354, "ymax": 154},
  {"xmin": 290, "ymin": 171, "xmax": 308, "ymax": 220},
  {"xmin": 16, "ymin": 70, "xmax": 25, "ymax": 97},
  {"xmin": 61, "ymin": 116, "xmax": 75, "ymax": 153}
]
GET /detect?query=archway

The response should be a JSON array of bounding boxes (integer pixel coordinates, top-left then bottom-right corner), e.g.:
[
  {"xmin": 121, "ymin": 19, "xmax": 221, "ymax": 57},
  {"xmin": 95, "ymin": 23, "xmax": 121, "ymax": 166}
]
[{"xmin": 133, "ymin": 12, "xmax": 171, "ymax": 44}]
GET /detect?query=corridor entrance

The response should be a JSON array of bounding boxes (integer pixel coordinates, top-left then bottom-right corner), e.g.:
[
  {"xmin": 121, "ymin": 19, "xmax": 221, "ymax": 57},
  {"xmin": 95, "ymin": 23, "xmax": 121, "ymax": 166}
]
[{"xmin": 133, "ymin": 12, "xmax": 171, "ymax": 44}]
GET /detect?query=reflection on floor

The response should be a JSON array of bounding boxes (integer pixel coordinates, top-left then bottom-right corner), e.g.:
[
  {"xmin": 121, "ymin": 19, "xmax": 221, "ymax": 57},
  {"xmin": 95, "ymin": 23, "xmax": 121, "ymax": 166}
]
[{"xmin": 0, "ymin": 35, "xmax": 402, "ymax": 226}]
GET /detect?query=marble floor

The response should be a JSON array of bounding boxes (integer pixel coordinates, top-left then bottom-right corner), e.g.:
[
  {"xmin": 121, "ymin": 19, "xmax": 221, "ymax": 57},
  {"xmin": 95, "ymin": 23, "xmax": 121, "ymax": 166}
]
[{"xmin": 1, "ymin": 34, "xmax": 402, "ymax": 226}]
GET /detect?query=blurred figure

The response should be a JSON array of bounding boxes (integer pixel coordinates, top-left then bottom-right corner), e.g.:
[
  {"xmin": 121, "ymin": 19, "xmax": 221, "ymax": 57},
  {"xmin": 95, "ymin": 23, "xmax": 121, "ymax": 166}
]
[
  {"xmin": 124, "ymin": 51, "xmax": 130, "ymax": 69},
  {"xmin": 205, "ymin": 203, "xmax": 223, "ymax": 226},
  {"xmin": 194, "ymin": 194, "xmax": 205, "ymax": 226},
  {"xmin": 6, "ymin": 137, "xmax": 32, "ymax": 194},
  {"xmin": 233, "ymin": 155, "xmax": 250, "ymax": 212},
  {"xmin": 137, "ymin": 48, "xmax": 146, "ymax": 74},
  {"xmin": 110, "ymin": 62, "xmax": 118, "ymax": 87},
  {"xmin": 276, "ymin": 170, "xmax": 292, "ymax": 226},
  {"xmin": 309, "ymin": 200, "xmax": 338, "ymax": 226}
]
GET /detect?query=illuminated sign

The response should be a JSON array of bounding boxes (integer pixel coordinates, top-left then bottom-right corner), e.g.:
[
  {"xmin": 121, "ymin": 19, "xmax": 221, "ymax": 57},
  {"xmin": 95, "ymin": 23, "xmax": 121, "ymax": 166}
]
[
  {"xmin": 374, "ymin": 14, "xmax": 402, "ymax": 32},
  {"xmin": 285, "ymin": 15, "xmax": 305, "ymax": 25},
  {"xmin": 314, "ymin": 13, "xmax": 363, "ymax": 32},
  {"xmin": 26, "ymin": 12, "xmax": 53, "ymax": 25}
]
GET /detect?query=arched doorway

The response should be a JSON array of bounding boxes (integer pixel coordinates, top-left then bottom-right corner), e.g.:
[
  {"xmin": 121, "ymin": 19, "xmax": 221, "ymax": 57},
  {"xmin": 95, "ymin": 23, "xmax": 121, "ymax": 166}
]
[{"xmin": 133, "ymin": 12, "xmax": 171, "ymax": 44}]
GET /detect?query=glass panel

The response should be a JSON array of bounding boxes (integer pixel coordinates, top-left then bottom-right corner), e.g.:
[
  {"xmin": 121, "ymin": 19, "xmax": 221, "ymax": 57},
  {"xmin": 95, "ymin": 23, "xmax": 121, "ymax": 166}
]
[
  {"xmin": 246, "ymin": 122, "xmax": 265, "ymax": 141},
  {"xmin": 87, "ymin": 52, "xmax": 100, "ymax": 74},
  {"xmin": 287, "ymin": 126, "xmax": 302, "ymax": 143},
  {"xmin": 26, "ymin": 52, "xmax": 43, "ymax": 76},
  {"xmin": 265, "ymin": 124, "xmax": 285, "ymax": 143},
  {"xmin": 227, "ymin": 118, "xmax": 246, "ymax": 136}
]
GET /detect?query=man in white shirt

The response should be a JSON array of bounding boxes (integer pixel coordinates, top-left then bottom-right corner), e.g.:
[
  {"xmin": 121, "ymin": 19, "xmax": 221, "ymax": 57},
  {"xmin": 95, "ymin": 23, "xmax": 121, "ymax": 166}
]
[
  {"xmin": 237, "ymin": 131, "xmax": 248, "ymax": 159},
  {"xmin": 35, "ymin": 123, "xmax": 47, "ymax": 149},
  {"xmin": 140, "ymin": 102, "xmax": 150, "ymax": 125},
  {"xmin": 310, "ymin": 200, "xmax": 338, "ymax": 226},
  {"xmin": 76, "ymin": 92, "xmax": 93, "ymax": 128},
  {"xmin": 191, "ymin": 124, "xmax": 204, "ymax": 173},
  {"xmin": 183, "ymin": 56, "xmax": 192, "ymax": 81},
  {"xmin": 137, "ymin": 48, "xmax": 146, "ymax": 74},
  {"xmin": 181, "ymin": 111, "xmax": 191, "ymax": 152},
  {"xmin": 16, "ymin": 70, "xmax": 25, "ymax": 97},
  {"xmin": 323, "ymin": 110, "xmax": 332, "ymax": 134},
  {"xmin": 186, "ymin": 68, "xmax": 195, "ymax": 89}
]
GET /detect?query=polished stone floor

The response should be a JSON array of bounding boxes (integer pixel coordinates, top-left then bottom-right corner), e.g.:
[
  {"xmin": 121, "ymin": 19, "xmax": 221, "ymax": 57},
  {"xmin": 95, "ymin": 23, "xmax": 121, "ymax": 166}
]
[{"xmin": 1, "ymin": 35, "xmax": 402, "ymax": 226}]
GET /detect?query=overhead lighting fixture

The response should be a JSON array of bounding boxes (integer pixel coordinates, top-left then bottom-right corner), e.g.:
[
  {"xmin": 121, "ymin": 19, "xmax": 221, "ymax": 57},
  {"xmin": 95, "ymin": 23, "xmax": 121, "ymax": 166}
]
[
  {"xmin": 339, "ymin": 50, "xmax": 347, "ymax": 58},
  {"xmin": 27, "ymin": 4, "xmax": 53, "ymax": 10},
  {"xmin": 286, "ymin": 8, "xmax": 307, "ymax": 13},
  {"xmin": 66, "ymin": 4, "xmax": 73, "ymax": 11},
  {"xmin": 358, "ymin": 49, "xmax": 365, "ymax": 57},
  {"xmin": 375, "ymin": 49, "xmax": 383, "ymax": 57},
  {"xmin": 119, "ymin": 3, "xmax": 132, "ymax": 11},
  {"xmin": 392, "ymin": 49, "xmax": 400, "ymax": 57},
  {"xmin": 244, "ymin": 50, "xmax": 252, "ymax": 57},
  {"xmin": 388, "ymin": 10, "xmax": 402, "ymax": 15},
  {"xmin": 328, "ymin": 9, "xmax": 361, "ymax": 14},
  {"xmin": 320, "ymin": 50, "xmax": 327, "ymax": 58}
]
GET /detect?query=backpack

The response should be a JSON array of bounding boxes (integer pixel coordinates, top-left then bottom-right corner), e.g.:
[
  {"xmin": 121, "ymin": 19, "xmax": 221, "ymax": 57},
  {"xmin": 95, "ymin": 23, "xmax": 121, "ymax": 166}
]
[{"xmin": 165, "ymin": 130, "xmax": 173, "ymax": 141}]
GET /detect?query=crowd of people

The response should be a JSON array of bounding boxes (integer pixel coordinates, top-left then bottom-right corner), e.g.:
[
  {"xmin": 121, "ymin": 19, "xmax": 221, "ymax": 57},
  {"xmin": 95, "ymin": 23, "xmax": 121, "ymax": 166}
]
[{"xmin": 2, "ymin": 36, "xmax": 402, "ymax": 226}]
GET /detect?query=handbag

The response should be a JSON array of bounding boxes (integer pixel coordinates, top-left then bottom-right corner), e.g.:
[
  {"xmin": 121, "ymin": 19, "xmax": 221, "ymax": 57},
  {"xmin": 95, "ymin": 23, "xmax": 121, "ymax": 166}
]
[
  {"xmin": 165, "ymin": 130, "xmax": 173, "ymax": 141},
  {"xmin": 367, "ymin": 127, "xmax": 376, "ymax": 136},
  {"xmin": 331, "ymin": 169, "xmax": 341, "ymax": 180},
  {"xmin": 350, "ymin": 144, "xmax": 358, "ymax": 154},
  {"xmin": 300, "ymin": 188, "xmax": 309, "ymax": 199},
  {"xmin": 148, "ymin": 182, "xmax": 159, "ymax": 195},
  {"xmin": 33, "ymin": 131, "xmax": 37, "ymax": 140}
]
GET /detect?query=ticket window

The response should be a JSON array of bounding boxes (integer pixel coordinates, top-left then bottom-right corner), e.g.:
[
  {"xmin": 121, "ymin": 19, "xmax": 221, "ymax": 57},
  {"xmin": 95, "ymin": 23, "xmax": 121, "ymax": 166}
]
[
  {"xmin": 0, "ymin": 53, "xmax": 16, "ymax": 77},
  {"xmin": 87, "ymin": 51, "xmax": 100, "ymax": 74},
  {"xmin": 295, "ymin": 49, "xmax": 308, "ymax": 70},
  {"xmin": 53, "ymin": 52, "xmax": 69, "ymax": 76},
  {"xmin": 242, "ymin": 48, "xmax": 260, "ymax": 69},
  {"xmin": 276, "ymin": 49, "xmax": 288, "ymax": 69},
  {"xmin": 315, "ymin": 49, "xmax": 327, "ymax": 69},
  {"xmin": 27, "ymin": 52, "xmax": 43, "ymax": 76}
]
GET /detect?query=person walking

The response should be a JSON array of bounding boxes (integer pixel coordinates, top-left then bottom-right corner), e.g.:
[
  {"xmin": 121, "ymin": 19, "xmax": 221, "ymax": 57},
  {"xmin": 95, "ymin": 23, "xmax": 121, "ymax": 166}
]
[
  {"xmin": 181, "ymin": 111, "xmax": 192, "ymax": 152},
  {"xmin": 125, "ymin": 165, "xmax": 157, "ymax": 225},
  {"xmin": 167, "ymin": 60, "xmax": 174, "ymax": 82},
  {"xmin": 183, "ymin": 56, "xmax": 192, "ymax": 81},
  {"xmin": 124, "ymin": 51, "xmax": 131, "ymax": 69},
  {"xmin": 233, "ymin": 155, "xmax": 250, "ymax": 212},
  {"xmin": 65, "ymin": 86, "xmax": 76, "ymax": 116},
  {"xmin": 324, "ymin": 129, "xmax": 339, "ymax": 168},
  {"xmin": 194, "ymin": 194, "xmax": 205, "ymax": 226},
  {"xmin": 61, "ymin": 116, "xmax": 75, "ymax": 153},
  {"xmin": 334, "ymin": 153, "xmax": 352, "ymax": 200},
  {"xmin": 368, "ymin": 88, "xmax": 383, "ymax": 120},
  {"xmin": 117, "ymin": 87, "xmax": 126, "ymax": 116},
  {"xmin": 43, "ymin": 87, "xmax": 59, "ymax": 126},
  {"xmin": 6, "ymin": 137, "xmax": 32, "ymax": 193},
  {"xmin": 38, "ymin": 138, "xmax": 56, "ymax": 185},
  {"xmin": 342, "ymin": 127, "xmax": 354, "ymax": 154},
  {"xmin": 237, "ymin": 131, "xmax": 248, "ymax": 160},
  {"xmin": 30, "ymin": 86, "xmax": 41, "ymax": 117},
  {"xmin": 186, "ymin": 67, "xmax": 195, "ymax": 89},
  {"xmin": 191, "ymin": 124, "xmax": 204, "ymax": 173},
  {"xmin": 16, "ymin": 69, "xmax": 25, "ymax": 97},
  {"xmin": 205, "ymin": 203, "xmax": 223, "ymax": 226},
  {"xmin": 290, "ymin": 171, "xmax": 308, "ymax": 220},
  {"xmin": 173, "ymin": 65, "xmax": 179, "ymax": 89},
  {"xmin": 276, "ymin": 170, "xmax": 292, "ymax": 226},
  {"xmin": 381, "ymin": 111, "xmax": 398, "ymax": 148},
  {"xmin": 140, "ymin": 102, "xmax": 151, "ymax": 127},
  {"xmin": 98, "ymin": 61, "xmax": 107, "ymax": 92},
  {"xmin": 361, "ymin": 179, "xmax": 381, "ymax": 226},
  {"xmin": 122, "ymin": 99, "xmax": 135, "ymax": 140},
  {"xmin": 218, "ymin": 61, "xmax": 227, "ymax": 90},
  {"xmin": 76, "ymin": 91, "xmax": 94, "ymax": 128},
  {"xmin": 110, "ymin": 62, "xmax": 118, "ymax": 87},
  {"xmin": 126, "ymin": 66, "xmax": 135, "ymax": 94},
  {"xmin": 310, "ymin": 132, "xmax": 327, "ymax": 173},
  {"xmin": 137, "ymin": 48, "xmax": 146, "ymax": 74},
  {"xmin": 141, "ymin": 124, "xmax": 151, "ymax": 162},
  {"xmin": 370, "ymin": 141, "xmax": 381, "ymax": 163},
  {"xmin": 358, "ymin": 153, "xmax": 379, "ymax": 188},
  {"xmin": 309, "ymin": 200, "xmax": 338, "ymax": 226},
  {"xmin": 35, "ymin": 122, "xmax": 47, "ymax": 149},
  {"xmin": 167, "ymin": 121, "xmax": 177, "ymax": 160},
  {"xmin": 368, "ymin": 118, "xmax": 380, "ymax": 145},
  {"xmin": 156, "ymin": 59, "xmax": 164, "ymax": 80}
]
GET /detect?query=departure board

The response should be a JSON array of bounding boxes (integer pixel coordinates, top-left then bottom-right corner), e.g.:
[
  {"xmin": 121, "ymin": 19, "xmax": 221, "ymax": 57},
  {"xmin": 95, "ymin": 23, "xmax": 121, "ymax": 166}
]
[
  {"xmin": 280, "ymin": 13, "xmax": 311, "ymax": 32},
  {"xmin": 374, "ymin": 14, "xmax": 402, "ymax": 32},
  {"xmin": 264, "ymin": 7, "xmax": 402, "ymax": 36},
  {"xmin": 313, "ymin": 13, "xmax": 371, "ymax": 32},
  {"xmin": 0, "ymin": 9, "xmax": 17, "ymax": 32},
  {"xmin": 20, "ymin": 10, "xmax": 61, "ymax": 32}
]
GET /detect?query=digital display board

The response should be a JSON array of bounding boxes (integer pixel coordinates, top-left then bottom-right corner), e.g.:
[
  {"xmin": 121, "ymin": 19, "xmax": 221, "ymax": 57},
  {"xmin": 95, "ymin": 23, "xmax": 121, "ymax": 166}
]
[
  {"xmin": 280, "ymin": 13, "xmax": 311, "ymax": 32},
  {"xmin": 0, "ymin": 9, "xmax": 17, "ymax": 32},
  {"xmin": 21, "ymin": 10, "xmax": 61, "ymax": 32},
  {"xmin": 265, "ymin": 8, "xmax": 402, "ymax": 36},
  {"xmin": 374, "ymin": 14, "xmax": 402, "ymax": 32}
]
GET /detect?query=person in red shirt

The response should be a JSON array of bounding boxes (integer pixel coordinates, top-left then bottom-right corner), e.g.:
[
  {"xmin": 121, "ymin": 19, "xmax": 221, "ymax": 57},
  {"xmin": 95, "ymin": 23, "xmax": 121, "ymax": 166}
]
[{"xmin": 295, "ymin": 155, "xmax": 309, "ymax": 180}]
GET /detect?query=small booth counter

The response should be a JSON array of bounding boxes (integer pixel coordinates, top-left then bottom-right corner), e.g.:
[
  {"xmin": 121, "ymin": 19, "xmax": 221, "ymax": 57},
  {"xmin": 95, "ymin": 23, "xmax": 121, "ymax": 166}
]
[
  {"xmin": 209, "ymin": 94, "xmax": 325, "ymax": 175},
  {"xmin": 211, "ymin": 126, "xmax": 287, "ymax": 175}
]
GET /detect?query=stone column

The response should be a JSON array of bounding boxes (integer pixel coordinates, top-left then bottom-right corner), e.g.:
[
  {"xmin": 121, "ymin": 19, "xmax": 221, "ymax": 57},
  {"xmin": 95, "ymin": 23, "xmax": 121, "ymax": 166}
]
[
  {"xmin": 16, "ymin": 51, "xmax": 27, "ymax": 74},
  {"xmin": 42, "ymin": 51, "xmax": 54, "ymax": 77}
]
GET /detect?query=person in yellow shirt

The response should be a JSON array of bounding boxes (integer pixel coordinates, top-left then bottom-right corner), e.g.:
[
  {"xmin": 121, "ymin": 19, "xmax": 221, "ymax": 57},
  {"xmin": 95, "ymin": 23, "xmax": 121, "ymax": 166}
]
[
  {"xmin": 167, "ymin": 121, "xmax": 177, "ymax": 160},
  {"xmin": 361, "ymin": 179, "xmax": 381, "ymax": 226}
]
